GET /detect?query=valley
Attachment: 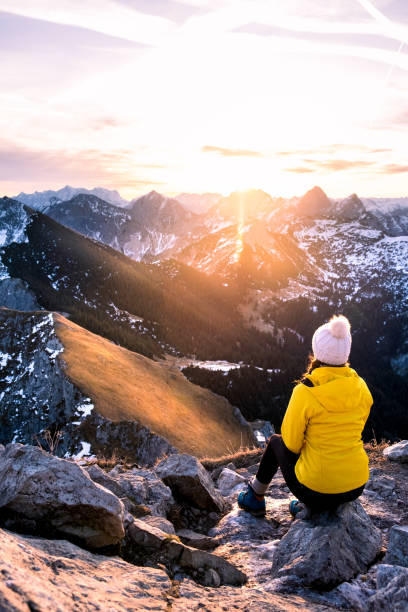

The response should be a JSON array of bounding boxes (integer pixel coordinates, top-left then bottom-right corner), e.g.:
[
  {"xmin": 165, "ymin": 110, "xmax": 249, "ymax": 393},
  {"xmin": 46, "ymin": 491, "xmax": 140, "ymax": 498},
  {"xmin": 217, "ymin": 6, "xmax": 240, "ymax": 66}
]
[{"xmin": 1, "ymin": 185, "xmax": 408, "ymax": 462}]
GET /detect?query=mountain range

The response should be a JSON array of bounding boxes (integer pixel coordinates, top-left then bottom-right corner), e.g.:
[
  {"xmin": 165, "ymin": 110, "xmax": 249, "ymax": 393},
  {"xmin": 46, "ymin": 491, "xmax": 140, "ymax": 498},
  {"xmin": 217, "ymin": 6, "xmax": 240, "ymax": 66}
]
[{"xmin": 1, "ymin": 184, "xmax": 407, "ymax": 459}]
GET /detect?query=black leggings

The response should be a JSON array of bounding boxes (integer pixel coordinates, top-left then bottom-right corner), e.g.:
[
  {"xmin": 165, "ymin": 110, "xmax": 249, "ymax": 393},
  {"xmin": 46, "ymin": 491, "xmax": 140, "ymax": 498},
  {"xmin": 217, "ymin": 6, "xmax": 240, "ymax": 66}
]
[{"xmin": 256, "ymin": 434, "xmax": 365, "ymax": 511}]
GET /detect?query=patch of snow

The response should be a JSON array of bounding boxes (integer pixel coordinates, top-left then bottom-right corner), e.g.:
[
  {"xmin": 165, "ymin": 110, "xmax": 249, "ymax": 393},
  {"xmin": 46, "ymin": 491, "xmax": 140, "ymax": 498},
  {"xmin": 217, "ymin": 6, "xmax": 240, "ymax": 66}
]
[
  {"xmin": 0, "ymin": 352, "xmax": 11, "ymax": 368},
  {"xmin": 75, "ymin": 399, "xmax": 94, "ymax": 419},
  {"xmin": 32, "ymin": 313, "xmax": 53, "ymax": 334},
  {"xmin": 73, "ymin": 441, "xmax": 92, "ymax": 460},
  {"xmin": 381, "ymin": 235, "xmax": 408, "ymax": 243},
  {"xmin": 45, "ymin": 346, "xmax": 64, "ymax": 359}
]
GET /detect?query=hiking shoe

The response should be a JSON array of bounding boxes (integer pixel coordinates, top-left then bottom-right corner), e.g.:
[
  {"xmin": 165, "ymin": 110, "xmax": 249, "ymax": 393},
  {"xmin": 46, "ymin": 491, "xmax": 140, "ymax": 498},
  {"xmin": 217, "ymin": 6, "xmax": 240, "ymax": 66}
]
[
  {"xmin": 289, "ymin": 499, "xmax": 304, "ymax": 518},
  {"xmin": 237, "ymin": 484, "xmax": 266, "ymax": 517}
]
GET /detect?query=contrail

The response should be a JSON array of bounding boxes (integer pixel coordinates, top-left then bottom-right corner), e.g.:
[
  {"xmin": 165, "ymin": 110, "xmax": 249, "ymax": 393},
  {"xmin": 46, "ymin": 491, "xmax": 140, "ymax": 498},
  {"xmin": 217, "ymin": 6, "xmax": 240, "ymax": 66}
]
[
  {"xmin": 356, "ymin": 0, "xmax": 407, "ymax": 129},
  {"xmin": 355, "ymin": 0, "xmax": 407, "ymax": 45}
]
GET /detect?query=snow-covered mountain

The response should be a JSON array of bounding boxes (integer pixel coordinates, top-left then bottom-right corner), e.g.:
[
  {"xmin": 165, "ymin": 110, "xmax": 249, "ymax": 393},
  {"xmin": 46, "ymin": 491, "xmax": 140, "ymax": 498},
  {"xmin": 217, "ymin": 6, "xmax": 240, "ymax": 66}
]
[
  {"xmin": 38, "ymin": 190, "xmax": 198, "ymax": 261},
  {"xmin": 125, "ymin": 191, "xmax": 198, "ymax": 260},
  {"xmin": 14, "ymin": 185, "xmax": 129, "ymax": 211}
]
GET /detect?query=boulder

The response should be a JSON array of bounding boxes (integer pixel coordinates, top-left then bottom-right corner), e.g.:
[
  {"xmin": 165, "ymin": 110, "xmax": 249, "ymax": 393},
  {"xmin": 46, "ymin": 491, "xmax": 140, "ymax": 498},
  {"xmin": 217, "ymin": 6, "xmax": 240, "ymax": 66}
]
[
  {"xmin": 271, "ymin": 500, "xmax": 382, "ymax": 589},
  {"xmin": 124, "ymin": 516, "xmax": 246, "ymax": 586},
  {"xmin": 87, "ymin": 463, "xmax": 174, "ymax": 517},
  {"xmin": 383, "ymin": 440, "xmax": 408, "ymax": 463},
  {"xmin": 383, "ymin": 525, "xmax": 408, "ymax": 567},
  {"xmin": 0, "ymin": 444, "xmax": 124, "ymax": 548},
  {"xmin": 369, "ymin": 564, "xmax": 408, "ymax": 611},
  {"xmin": 156, "ymin": 454, "xmax": 225, "ymax": 512},
  {"xmin": 216, "ymin": 468, "xmax": 246, "ymax": 497}
]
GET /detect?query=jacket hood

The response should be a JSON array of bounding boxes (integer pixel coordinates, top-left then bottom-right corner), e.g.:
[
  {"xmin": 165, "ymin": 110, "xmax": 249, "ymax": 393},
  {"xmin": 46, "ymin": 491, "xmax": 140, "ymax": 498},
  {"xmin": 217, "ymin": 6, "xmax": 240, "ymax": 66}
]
[{"xmin": 306, "ymin": 366, "xmax": 373, "ymax": 413}]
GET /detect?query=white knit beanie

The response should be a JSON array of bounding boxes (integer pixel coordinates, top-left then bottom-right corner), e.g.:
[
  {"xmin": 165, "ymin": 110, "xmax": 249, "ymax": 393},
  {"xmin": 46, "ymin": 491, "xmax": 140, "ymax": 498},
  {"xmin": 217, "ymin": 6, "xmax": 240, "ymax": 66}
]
[{"xmin": 312, "ymin": 315, "xmax": 351, "ymax": 365}]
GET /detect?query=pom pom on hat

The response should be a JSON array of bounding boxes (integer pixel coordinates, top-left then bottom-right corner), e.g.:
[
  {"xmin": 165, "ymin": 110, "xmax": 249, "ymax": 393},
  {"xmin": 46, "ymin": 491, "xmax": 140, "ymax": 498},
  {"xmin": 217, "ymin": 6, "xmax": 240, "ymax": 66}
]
[
  {"xmin": 329, "ymin": 315, "xmax": 351, "ymax": 339},
  {"xmin": 312, "ymin": 314, "xmax": 352, "ymax": 365}
]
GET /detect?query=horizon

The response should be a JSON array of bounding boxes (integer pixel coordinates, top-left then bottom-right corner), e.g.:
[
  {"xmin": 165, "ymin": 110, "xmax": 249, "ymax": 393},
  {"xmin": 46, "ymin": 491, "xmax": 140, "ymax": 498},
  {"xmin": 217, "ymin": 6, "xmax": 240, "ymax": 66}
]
[
  {"xmin": 9, "ymin": 183, "xmax": 408, "ymax": 204},
  {"xmin": 1, "ymin": 0, "xmax": 408, "ymax": 199}
]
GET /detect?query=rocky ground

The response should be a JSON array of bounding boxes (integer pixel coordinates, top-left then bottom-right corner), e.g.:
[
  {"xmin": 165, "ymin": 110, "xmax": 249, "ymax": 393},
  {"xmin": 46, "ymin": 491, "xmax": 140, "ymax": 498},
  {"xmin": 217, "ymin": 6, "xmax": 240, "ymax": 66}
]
[{"xmin": 0, "ymin": 440, "xmax": 407, "ymax": 611}]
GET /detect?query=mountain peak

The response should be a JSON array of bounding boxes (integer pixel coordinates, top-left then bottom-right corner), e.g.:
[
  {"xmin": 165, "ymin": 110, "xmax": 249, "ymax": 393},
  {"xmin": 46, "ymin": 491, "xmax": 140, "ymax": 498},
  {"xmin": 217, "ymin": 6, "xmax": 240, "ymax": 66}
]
[
  {"xmin": 297, "ymin": 186, "xmax": 331, "ymax": 217},
  {"xmin": 336, "ymin": 193, "xmax": 366, "ymax": 220}
]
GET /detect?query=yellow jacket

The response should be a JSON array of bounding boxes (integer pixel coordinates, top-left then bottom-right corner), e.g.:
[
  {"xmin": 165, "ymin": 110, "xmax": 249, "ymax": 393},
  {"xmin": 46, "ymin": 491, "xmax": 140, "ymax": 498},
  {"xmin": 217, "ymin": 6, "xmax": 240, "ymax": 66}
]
[{"xmin": 280, "ymin": 366, "xmax": 372, "ymax": 494}]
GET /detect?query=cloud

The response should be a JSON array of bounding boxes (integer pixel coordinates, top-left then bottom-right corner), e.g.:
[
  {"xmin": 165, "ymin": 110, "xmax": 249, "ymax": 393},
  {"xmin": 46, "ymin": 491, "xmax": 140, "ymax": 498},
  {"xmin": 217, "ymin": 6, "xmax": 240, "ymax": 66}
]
[
  {"xmin": 374, "ymin": 109, "xmax": 408, "ymax": 129},
  {"xmin": 276, "ymin": 144, "xmax": 392, "ymax": 156},
  {"xmin": 202, "ymin": 145, "xmax": 265, "ymax": 157},
  {"xmin": 284, "ymin": 158, "xmax": 376, "ymax": 173},
  {"xmin": 378, "ymin": 163, "xmax": 408, "ymax": 174},
  {"xmin": 305, "ymin": 159, "xmax": 375, "ymax": 171},
  {"xmin": 0, "ymin": 141, "xmax": 165, "ymax": 188},
  {"xmin": 284, "ymin": 166, "xmax": 315, "ymax": 173}
]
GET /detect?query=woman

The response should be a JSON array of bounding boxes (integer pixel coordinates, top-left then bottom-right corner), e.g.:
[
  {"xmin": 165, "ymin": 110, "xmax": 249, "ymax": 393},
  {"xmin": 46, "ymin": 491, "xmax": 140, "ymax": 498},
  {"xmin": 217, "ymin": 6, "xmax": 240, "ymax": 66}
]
[{"xmin": 238, "ymin": 314, "xmax": 373, "ymax": 518}]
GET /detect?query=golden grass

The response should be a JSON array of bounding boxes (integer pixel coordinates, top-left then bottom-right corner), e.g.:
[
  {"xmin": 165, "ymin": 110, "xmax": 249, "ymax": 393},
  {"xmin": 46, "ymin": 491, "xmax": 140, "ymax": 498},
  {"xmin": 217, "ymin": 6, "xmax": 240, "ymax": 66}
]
[
  {"xmin": 53, "ymin": 313, "xmax": 253, "ymax": 458},
  {"xmin": 200, "ymin": 447, "xmax": 263, "ymax": 471}
]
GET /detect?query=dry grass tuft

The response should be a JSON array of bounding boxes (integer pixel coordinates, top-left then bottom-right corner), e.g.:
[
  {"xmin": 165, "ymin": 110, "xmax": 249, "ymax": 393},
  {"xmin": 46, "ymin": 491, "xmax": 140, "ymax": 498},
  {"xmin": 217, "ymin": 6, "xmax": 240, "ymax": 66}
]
[
  {"xmin": 200, "ymin": 446, "xmax": 263, "ymax": 471},
  {"xmin": 364, "ymin": 438, "xmax": 391, "ymax": 468}
]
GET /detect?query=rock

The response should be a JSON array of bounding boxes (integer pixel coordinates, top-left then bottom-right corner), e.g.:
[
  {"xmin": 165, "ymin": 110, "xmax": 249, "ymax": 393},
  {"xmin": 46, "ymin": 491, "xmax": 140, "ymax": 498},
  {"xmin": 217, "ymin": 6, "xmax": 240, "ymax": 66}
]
[
  {"xmin": 216, "ymin": 468, "xmax": 246, "ymax": 497},
  {"xmin": 203, "ymin": 568, "xmax": 221, "ymax": 587},
  {"xmin": 383, "ymin": 525, "xmax": 408, "ymax": 566},
  {"xmin": 80, "ymin": 412, "xmax": 178, "ymax": 467},
  {"xmin": 86, "ymin": 463, "xmax": 125, "ymax": 496},
  {"xmin": 369, "ymin": 564, "xmax": 408, "ymax": 611},
  {"xmin": 124, "ymin": 516, "xmax": 246, "ymax": 586},
  {"xmin": 142, "ymin": 516, "xmax": 176, "ymax": 534},
  {"xmin": 87, "ymin": 463, "xmax": 174, "ymax": 517},
  {"xmin": 125, "ymin": 517, "xmax": 172, "ymax": 553},
  {"xmin": 176, "ymin": 528, "xmax": 217, "ymax": 550},
  {"xmin": 383, "ymin": 440, "xmax": 408, "ymax": 463},
  {"xmin": 0, "ymin": 527, "xmax": 171, "ymax": 611},
  {"xmin": 249, "ymin": 419, "xmax": 275, "ymax": 447},
  {"xmin": 367, "ymin": 473, "xmax": 396, "ymax": 498},
  {"xmin": 210, "ymin": 505, "xmax": 279, "ymax": 543},
  {"xmin": 179, "ymin": 546, "xmax": 247, "ymax": 586},
  {"xmin": 377, "ymin": 563, "xmax": 408, "ymax": 588},
  {"xmin": 334, "ymin": 581, "xmax": 373, "ymax": 612},
  {"xmin": 0, "ymin": 444, "xmax": 124, "ymax": 548},
  {"xmin": 271, "ymin": 500, "xmax": 382, "ymax": 589},
  {"xmin": 156, "ymin": 454, "xmax": 225, "ymax": 512}
]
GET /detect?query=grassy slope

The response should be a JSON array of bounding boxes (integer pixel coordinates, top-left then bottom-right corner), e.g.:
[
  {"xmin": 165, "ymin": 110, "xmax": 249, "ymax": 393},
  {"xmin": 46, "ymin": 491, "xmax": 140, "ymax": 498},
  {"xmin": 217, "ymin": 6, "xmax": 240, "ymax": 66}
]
[{"xmin": 54, "ymin": 313, "xmax": 254, "ymax": 457}]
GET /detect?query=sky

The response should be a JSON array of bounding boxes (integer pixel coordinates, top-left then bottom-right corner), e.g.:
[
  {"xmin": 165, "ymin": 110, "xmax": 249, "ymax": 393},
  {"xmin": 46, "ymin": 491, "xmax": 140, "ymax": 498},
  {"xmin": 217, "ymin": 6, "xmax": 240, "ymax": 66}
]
[{"xmin": 1, "ymin": 0, "xmax": 408, "ymax": 200}]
